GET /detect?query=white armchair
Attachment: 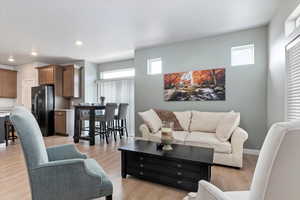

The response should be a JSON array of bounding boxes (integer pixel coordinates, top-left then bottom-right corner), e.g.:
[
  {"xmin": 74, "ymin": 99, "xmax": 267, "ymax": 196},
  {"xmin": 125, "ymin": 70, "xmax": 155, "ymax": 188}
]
[{"xmin": 184, "ymin": 120, "xmax": 300, "ymax": 200}]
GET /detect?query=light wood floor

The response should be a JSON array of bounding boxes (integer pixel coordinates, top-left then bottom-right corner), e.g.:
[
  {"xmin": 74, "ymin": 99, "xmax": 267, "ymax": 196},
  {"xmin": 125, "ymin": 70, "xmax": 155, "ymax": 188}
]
[{"xmin": 0, "ymin": 136, "xmax": 257, "ymax": 200}]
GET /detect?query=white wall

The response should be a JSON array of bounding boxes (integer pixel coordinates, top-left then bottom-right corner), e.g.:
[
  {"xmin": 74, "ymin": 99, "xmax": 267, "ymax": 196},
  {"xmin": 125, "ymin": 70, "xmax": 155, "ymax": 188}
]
[
  {"xmin": 268, "ymin": 0, "xmax": 300, "ymax": 127},
  {"xmin": 84, "ymin": 61, "xmax": 98, "ymax": 103},
  {"xmin": 0, "ymin": 64, "xmax": 17, "ymax": 108},
  {"xmin": 15, "ymin": 62, "xmax": 47, "ymax": 106}
]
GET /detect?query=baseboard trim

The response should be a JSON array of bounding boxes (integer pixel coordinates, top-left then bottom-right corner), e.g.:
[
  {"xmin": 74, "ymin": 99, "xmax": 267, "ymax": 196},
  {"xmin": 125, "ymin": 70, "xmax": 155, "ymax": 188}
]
[{"xmin": 244, "ymin": 148, "xmax": 260, "ymax": 155}]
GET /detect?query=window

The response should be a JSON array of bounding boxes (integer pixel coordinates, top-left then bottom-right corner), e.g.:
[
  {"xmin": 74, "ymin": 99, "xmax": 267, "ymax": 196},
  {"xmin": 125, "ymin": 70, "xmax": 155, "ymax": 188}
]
[
  {"xmin": 147, "ymin": 58, "xmax": 162, "ymax": 75},
  {"xmin": 100, "ymin": 68, "xmax": 135, "ymax": 80},
  {"xmin": 286, "ymin": 36, "xmax": 300, "ymax": 121},
  {"xmin": 285, "ymin": 3, "xmax": 300, "ymax": 36},
  {"xmin": 231, "ymin": 44, "xmax": 255, "ymax": 66}
]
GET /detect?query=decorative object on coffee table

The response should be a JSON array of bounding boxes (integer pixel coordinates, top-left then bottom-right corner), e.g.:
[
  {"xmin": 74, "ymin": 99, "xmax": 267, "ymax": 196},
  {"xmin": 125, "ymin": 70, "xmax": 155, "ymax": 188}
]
[
  {"xmin": 118, "ymin": 140, "xmax": 213, "ymax": 192},
  {"xmin": 161, "ymin": 121, "xmax": 174, "ymax": 151}
]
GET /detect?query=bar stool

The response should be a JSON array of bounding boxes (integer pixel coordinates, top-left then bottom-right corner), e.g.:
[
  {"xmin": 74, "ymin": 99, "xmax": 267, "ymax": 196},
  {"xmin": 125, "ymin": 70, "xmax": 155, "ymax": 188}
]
[
  {"xmin": 114, "ymin": 103, "xmax": 129, "ymax": 138},
  {"xmin": 95, "ymin": 103, "xmax": 118, "ymax": 144},
  {"xmin": 5, "ymin": 117, "xmax": 17, "ymax": 146},
  {"xmin": 79, "ymin": 110, "xmax": 90, "ymax": 136}
]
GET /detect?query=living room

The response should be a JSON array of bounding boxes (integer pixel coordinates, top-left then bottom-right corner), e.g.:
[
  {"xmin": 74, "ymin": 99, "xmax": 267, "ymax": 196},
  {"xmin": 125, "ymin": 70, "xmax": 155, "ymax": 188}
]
[{"xmin": 0, "ymin": 0, "xmax": 299, "ymax": 200}]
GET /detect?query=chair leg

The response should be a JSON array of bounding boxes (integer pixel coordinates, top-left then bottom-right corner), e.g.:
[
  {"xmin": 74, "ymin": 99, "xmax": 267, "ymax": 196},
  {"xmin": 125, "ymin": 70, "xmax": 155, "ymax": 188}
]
[
  {"xmin": 4, "ymin": 122, "xmax": 8, "ymax": 146},
  {"xmin": 104, "ymin": 122, "xmax": 109, "ymax": 144},
  {"xmin": 124, "ymin": 119, "xmax": 129, "ymax": 137},
  {"xmin": 106, "ymin": 195, "xmax": 112, "ymax": 200}
]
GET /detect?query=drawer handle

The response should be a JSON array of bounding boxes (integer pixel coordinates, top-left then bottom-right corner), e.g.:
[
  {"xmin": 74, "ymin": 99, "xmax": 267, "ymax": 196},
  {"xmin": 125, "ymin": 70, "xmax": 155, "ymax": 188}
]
[
  {"xmin": 177, "ymin": 180, "xmax": 182, "ymax": 184},
  {"xmin": 140, "ymin": 164, "xmax": 144, "ymax": 168},
  {"xmin": 177, "ymin": 164, "xmax": 182, "ymax": 168},
  {"xmin": 139, "ymin": 171, "xmax": 144, "ymax": 175},
  {"xmin": 140, "ymin": 157, "xmax": 144, "ymax": 161},
  {"xmin": 177, "ymin": 172, "xmax": 182, "ymax": 176}
]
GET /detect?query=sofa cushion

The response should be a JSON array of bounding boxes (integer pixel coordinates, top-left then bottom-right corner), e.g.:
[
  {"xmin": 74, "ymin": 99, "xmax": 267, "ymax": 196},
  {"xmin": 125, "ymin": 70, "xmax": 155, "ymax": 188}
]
[
  {"xmin": 185, "ymin": 132, "xmax": 232, "ymax": 153},
  {"xmin": 190, "ymin": 111, "xmax": 227, "ymax": 132},
  {"xmin": 147, "ymin": 131, "xmax": 189, "ymax": 144},
  {"xmin": 154, "ymin": 109, "xmax": 184, "ymax": 131},
  {"xmin": 138, "ymin": 109, "xmax": 162, "ymax": 133},
  {"xmin": 216, "ymin": 112, "xmax": 240, "ymax": 142},
  {"xmin": 173, "ymin": 111, "xmax": 191, "ymax": 131}
]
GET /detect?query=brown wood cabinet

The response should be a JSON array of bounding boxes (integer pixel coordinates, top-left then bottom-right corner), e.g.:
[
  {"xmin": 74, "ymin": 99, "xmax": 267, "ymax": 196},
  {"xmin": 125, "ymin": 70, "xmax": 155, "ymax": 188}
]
[
  {"xmin": 63, "ymin": 65, "xmax": 80, "ymax": 98},
  {"xmin": 38, "ymin": 65, "xmax": 54, "ymax": 85},
  {"xmin": 54, "ymin": 110, "xmax": 74, "ymax": 136},
  {"xmin": 55, "ymin": 111, "xmax": 66, "ymax": 135},
  {"xmin": 37, "ymin": 65, "xmax": 64, "ymax": 97},
  {"xmin": 0, "ymin": 69, "xmax": 17, "ymax": 98}
]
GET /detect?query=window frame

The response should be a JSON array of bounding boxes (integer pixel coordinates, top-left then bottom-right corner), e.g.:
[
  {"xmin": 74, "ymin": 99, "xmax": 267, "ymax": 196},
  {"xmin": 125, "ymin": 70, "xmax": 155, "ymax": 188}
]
[
  {"xmin": 231, "ymin": 44, "xmax": 255, "ymax": 67},
  {"xmin": 147, "ymin": 57, "xmax": 162, "ymax": 75},
  {"xmin": 285, "ymin": 34, "xmax": 300, "ymax": 121},
  {"xmin": 100, "ymin": 68, "xmax": 135, "ymax": 80}
]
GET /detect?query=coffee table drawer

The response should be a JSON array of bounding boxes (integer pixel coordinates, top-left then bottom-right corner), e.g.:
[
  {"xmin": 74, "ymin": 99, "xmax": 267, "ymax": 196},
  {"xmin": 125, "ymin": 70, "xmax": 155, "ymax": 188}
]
[
  {"xmin": 127, "ymin": 162, "xmax": 204, "ymax": 181},
  {"xmin": 126, "ymin": 152, "xmax": 204, "ymax": 172},
  {"xmin": 127, "ymin": 166, "xmax": 198, "ymax": 191}
]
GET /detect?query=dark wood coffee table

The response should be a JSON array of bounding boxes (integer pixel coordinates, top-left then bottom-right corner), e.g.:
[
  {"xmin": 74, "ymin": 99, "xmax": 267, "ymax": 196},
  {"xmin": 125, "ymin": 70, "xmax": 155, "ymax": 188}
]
[{"xmin": 118, "ymin": 140, "xmax": 214, "ymax": 191}]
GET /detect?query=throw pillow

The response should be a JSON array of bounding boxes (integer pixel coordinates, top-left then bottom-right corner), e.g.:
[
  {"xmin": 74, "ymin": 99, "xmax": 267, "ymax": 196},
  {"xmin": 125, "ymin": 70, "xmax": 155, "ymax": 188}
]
[
  {"xmin": 138, "ymin": 109, "xmax": 162, "ymax": 133},
  {"xmin": 154, "ymin": 109, "xmax": 184, "ymax": 131},
  {"xmin": 216, "ymin": 111, "xmax": 240, "ymax": 142},
  {"xmin": 190, "ymin": 111, "xmax": 227, "ymax": 132}
]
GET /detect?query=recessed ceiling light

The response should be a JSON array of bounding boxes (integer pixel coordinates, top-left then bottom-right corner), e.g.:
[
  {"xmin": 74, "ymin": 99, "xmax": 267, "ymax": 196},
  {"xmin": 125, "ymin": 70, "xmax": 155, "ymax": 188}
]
[
  {"xmin": 31, "ymin": 51, "xmax": 38, "ymax": 56},
  {"xmin": 75, "ymin": 40, "xmax": 83, "ymax": 46},
  {"xmin": 8, "ymin": 56, "xmax": 15, "ymax": 62}
]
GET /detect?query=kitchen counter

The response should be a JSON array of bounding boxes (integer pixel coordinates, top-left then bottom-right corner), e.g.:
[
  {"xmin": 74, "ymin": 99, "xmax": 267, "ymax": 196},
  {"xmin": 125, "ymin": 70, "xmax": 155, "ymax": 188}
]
[{"xmin": 55, "ymin": 109, "xmax": 73, "ymax": 112}]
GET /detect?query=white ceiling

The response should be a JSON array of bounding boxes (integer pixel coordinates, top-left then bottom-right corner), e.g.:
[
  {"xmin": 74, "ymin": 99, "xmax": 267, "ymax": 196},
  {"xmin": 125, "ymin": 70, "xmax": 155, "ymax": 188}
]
[{"xmin": 0, "ymin": 0, "xmax": 279, "ymax": 66}]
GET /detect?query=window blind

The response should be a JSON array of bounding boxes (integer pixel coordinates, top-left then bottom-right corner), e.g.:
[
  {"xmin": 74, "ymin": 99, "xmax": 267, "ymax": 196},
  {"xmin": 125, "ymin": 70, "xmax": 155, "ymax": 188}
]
[{"xmin": 286, "ymin": 36, "xmax": 300, "ymax": 121}]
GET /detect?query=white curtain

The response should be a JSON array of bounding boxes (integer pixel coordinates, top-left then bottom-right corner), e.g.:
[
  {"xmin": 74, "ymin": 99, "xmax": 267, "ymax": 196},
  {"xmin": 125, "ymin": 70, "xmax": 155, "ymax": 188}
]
[{"xmin": 97, "ymin": 78, "xmax": 135, "ymax": 136}]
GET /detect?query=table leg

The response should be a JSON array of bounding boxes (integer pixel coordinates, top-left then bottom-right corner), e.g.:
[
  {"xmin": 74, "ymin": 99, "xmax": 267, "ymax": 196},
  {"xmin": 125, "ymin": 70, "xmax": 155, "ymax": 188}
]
[
  {"xmin": 89, "ymin": 109, "xmax": 95, "ymax": 145},
  {"xmin": 121, "ymin": 151, "xmax": 127, "ymax": 178},
  {"xmin": 74, "ymin": 107, "xmax": 80, "ymax": 143}
]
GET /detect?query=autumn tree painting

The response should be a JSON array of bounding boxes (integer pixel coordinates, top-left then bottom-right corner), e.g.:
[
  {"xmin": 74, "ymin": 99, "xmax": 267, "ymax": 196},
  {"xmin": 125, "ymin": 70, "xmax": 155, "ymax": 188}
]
[{"xmin": 164, "ymin": 68, "xmax": 225, "ymax": 101}]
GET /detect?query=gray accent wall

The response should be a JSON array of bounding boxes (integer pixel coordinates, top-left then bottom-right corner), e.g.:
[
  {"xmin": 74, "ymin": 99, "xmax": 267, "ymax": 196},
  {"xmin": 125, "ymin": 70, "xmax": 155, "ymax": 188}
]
[
  {"xmin": 135, "ymin": 26, "xmax": 268, "ymax": 149},
  {"xmin": 268, "ymin": 0, "xmax": 300, "ymax": 127}
]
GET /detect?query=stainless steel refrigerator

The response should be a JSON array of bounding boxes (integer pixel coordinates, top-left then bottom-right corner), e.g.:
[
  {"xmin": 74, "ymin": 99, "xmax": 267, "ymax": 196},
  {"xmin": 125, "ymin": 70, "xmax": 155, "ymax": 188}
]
[{"xmin": 31, "ymin": 85, "xmax": 54, "ymax": 136}]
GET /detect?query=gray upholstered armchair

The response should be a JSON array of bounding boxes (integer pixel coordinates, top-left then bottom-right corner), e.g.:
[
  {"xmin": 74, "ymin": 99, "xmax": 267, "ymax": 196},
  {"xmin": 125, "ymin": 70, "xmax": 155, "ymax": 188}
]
[{"xmin": 10, "ymin": 107, "xmax": 113, "ymax": 200}]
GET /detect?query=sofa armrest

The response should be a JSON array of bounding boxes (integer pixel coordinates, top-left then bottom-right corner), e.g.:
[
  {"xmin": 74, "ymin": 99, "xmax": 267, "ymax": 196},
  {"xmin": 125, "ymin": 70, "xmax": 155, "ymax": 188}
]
[
  {"xmin": 229, "ymin": 127, "xmax": 248, "ymax": 168},
  {"xmin": 231, "ymin": 127, "xmax": 248, "ymax": 153},
  {"xmin": 46, "ymin": 144, "xmax": 87, "ymax": 161},
  {"xmin": 139, "ymin": 124, "xmax": 152, "ymax": 139},
  {"xmin": 191, "ymin": 180, "xmax": 231, "ymax": 200}
]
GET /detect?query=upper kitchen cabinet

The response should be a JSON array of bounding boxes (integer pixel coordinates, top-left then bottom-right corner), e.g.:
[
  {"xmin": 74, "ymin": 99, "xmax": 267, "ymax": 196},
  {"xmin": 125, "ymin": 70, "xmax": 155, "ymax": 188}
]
[
  {"xmin": 37, "ymin": 65, "xmax": 64, "ymax": 96},
  {"xmin": 63, "ymin": 65, "xmax": 80, "ymax": 98},
  {"xmin": 0, "ymin": 69, "xmax": 17, "ymax": 98}
]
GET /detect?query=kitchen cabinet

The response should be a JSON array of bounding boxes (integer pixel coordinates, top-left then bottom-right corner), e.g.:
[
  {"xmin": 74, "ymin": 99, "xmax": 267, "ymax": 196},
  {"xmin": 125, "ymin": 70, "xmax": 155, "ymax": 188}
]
[
  {"xmin": 54, "ymin": 110, "xmax": 74, "ymax": 136},
  {"xmin": 0, "ymin": 69, "xmax": 17, "ymax": 98},
  {"xmin": 63, "ymin": 65, "xmax": 80, "ymax": 98},
  {"xmin": 37, "ymin": 65, "xmax": 64, "ymax": 96}
]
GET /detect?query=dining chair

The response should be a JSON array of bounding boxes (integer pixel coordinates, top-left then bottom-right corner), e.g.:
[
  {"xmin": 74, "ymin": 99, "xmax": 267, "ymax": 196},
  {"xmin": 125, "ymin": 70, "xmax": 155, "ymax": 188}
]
[
  {"xmin": 96, "ymin": 103, "xmax": 118, "ymax": 144},
  {"xmin": 114, "ymin": 103, "xmax": 129, "ymax": 138},
  {"xmin": 183, "ymin": 120, "xmax": 300, "ymax": 200},
  {"xmin": 10, "ymin": 107, "xmax": 113, "ymax": 200}
]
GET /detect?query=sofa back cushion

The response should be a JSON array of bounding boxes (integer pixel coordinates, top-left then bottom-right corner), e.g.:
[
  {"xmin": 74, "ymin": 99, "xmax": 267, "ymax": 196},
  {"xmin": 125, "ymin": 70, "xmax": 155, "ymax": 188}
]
[
  {"xmin": 138, "ymin": 109, "xmax": 162, "ymax": 133},
  {"xmin": 173, "ymin": 111, "xmax": 192, "ymax": 131},
  {"xmin": 190, "ymin": 111, "xmax": 227, "ymax": 132},
  {"xmin": 216, "ymin": 112, "xmax": 240, "ymax": 142},
  {"xmin": 154, "ymin": 109, "xmax": 184, "ymax": 131}
]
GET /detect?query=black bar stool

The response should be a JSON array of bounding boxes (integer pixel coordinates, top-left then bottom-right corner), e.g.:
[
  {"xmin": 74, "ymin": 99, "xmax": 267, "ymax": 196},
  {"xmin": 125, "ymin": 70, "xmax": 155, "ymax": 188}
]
[
  {"xmin": 114, "ymin": 103, "xmax": 129, "ymax": 138},
  {"xmin": 4, "ymin": 117, "xmax": 17, "ymax": 146}
]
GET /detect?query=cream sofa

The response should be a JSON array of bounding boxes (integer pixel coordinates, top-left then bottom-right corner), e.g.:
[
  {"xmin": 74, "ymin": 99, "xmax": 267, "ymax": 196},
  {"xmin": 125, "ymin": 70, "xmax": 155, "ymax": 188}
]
[{"xmin": 139, "ymin": 111, "xmax": 248, "ymax": 168}]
